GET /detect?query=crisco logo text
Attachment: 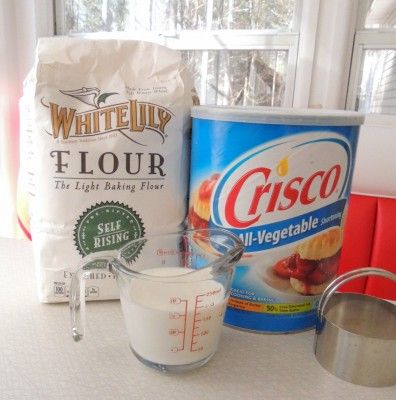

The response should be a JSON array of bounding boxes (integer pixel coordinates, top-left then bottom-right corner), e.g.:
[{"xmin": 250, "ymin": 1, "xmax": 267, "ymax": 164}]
[{"xmin": 224, "ymin": 164, "xmax": 341, "ymax": 228}]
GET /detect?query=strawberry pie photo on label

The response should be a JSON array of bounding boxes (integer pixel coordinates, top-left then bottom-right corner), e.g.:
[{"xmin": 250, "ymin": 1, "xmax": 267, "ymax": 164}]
[
  {"xmin": 272, "ymin": 227, "xmax": 343, "ymax": 295},
  {"xmin": 188, "ymin": 173, "xmax": 220, "ymax": 229}
]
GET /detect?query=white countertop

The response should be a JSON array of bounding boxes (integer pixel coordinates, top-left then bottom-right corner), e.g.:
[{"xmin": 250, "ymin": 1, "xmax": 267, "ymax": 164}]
[{"xmin": 0, "ymin": 237, "xmax": 395, "ymax": 400}]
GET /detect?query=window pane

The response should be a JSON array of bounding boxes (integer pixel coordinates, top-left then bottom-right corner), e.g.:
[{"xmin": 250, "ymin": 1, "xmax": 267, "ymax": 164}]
[
  {"xmin": 58, "ymin": 0, "xmax": 296, "ymax": 34},
  {"xmin": 365, "ymin": 0, "xmax": 396, "ymax": 29},
  {"xmin": 62, "ymin": 0, "xmax": 131, "ymax": 33},
  {"xmin": 212, "ymin": 0, "xmax": 296, "ymax": 30},
  {"xmin": 123, "ymin": 0, "xmax": 208, "ymax": 32},
  {"xmin": 356, "ymin": 49, "xmax": 396, "ymax": 115},
  {"xmin": 183, "ymin": 50, "xmax": 288, "ymax": 106}
]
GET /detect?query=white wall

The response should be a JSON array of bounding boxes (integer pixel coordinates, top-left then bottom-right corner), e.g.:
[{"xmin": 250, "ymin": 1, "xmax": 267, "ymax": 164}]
[
  {"xmin": 352, "ymin": 115, "xmax": 396, "ymax": 198},
  {"xmin": 0, "ymin": 0, "xmax": 24, "ymax": 237},
  {"xmin": 0, "ymin": 0, "xmax": 53, "ymax": 237}
]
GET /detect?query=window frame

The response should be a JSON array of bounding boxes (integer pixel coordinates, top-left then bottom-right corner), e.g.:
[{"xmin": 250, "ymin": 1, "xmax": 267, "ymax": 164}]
[
  {"xmin": 49, "ymin": 0, "xmax": 316, "ymax": 108},
  {"xmin": 35, "ymin": 0, "xmax": 55, "ymax": 37},
  {"xmin": 162, "ymin": 31, "xmax": 300, "ymax": 107},
  {"xmin": 346, "ymin": 0, "xmax": 396, "ymax": 117},
  {"xmin": 344, "ymin": 0, "xmax": 396, "ymax": 198},
  {"xmin": 346, "ymin": 29, "xmax": 396, "ymax": 113}
]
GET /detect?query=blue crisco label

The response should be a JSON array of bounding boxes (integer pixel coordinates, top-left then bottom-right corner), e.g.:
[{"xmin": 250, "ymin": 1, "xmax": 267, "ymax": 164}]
[
  {"xmin": 210, "ymin": 134, "xmax": 351, "ymax": 252},
  {"xmin": 189, "ymin": 120, "xmax": 359, "ymax": 332}
]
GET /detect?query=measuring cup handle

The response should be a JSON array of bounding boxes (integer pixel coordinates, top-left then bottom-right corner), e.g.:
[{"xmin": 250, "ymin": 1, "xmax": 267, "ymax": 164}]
[
  {"xmin": 70, "ymin": 253, "xmax": 117, "ymax": 342},
  {"xmin": 318, "ymin": 267, "xmax": 396, "ymax": 323}
]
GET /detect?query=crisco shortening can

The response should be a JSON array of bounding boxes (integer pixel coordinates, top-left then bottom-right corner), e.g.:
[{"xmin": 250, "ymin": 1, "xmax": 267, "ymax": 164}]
[{"xmin": 188, "ymin": 106, "xmax": 364, "ymax": 332}]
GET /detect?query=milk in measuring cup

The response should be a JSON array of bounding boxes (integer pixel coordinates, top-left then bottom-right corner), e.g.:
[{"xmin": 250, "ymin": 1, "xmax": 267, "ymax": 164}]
[{"xmin": 120, "ymin": 267, "xmax": 226, "ymax": 366}]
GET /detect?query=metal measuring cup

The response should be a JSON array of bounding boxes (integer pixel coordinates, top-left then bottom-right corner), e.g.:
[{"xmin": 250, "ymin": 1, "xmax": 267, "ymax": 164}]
[{"xmin": 314, "ymin": 267, "xmax": 396, "ymax": 387}]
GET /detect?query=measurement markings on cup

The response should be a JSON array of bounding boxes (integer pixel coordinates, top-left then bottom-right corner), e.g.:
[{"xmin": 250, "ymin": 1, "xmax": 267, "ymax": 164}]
[
  {"xmin": 190, "ymin": 288, "xmax": 223, "ymax": 352},
  {"xmin": 191, "ymin": 294, "xmax": 209, "ymax": 352},
  {"xmin": 169, "ymin": 297, "xmax": 188, "ymax": 353}
]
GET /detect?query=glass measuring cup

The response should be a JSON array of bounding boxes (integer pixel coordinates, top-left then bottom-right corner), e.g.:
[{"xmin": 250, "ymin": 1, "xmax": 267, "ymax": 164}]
[{"xmin": 70, "ymin": 228, "xmax": 244, "ymax": 372}]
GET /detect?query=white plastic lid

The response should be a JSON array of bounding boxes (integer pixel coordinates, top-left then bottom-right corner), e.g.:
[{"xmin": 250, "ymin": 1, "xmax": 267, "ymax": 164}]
[{"xmin": 191, "ymin": 106, "xmax": 365, "ymax": 126}]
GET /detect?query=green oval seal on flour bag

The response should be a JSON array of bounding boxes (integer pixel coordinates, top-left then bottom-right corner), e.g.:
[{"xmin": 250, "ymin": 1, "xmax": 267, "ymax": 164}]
[{"xmin": 74, "ymin": 201, "xmax": 145, "ymax": 261}]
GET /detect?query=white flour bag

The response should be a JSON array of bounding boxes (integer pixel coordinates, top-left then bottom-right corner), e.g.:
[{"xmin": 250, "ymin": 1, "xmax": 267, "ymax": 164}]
[{"xmin": 24, "ymin": 37, "xmax": 193, "ymax": 302}]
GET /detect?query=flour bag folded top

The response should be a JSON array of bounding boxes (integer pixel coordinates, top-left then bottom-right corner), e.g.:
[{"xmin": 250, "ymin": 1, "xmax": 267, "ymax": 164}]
[{"xmin": 25, "ymin": 37, "xmax": 193, "ymax": 302}]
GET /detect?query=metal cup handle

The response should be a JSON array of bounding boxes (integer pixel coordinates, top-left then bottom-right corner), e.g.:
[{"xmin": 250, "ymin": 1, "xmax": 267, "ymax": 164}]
[{"xmin": 318, "ymin": 267, "xmax": 396, "ymax": 323}]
